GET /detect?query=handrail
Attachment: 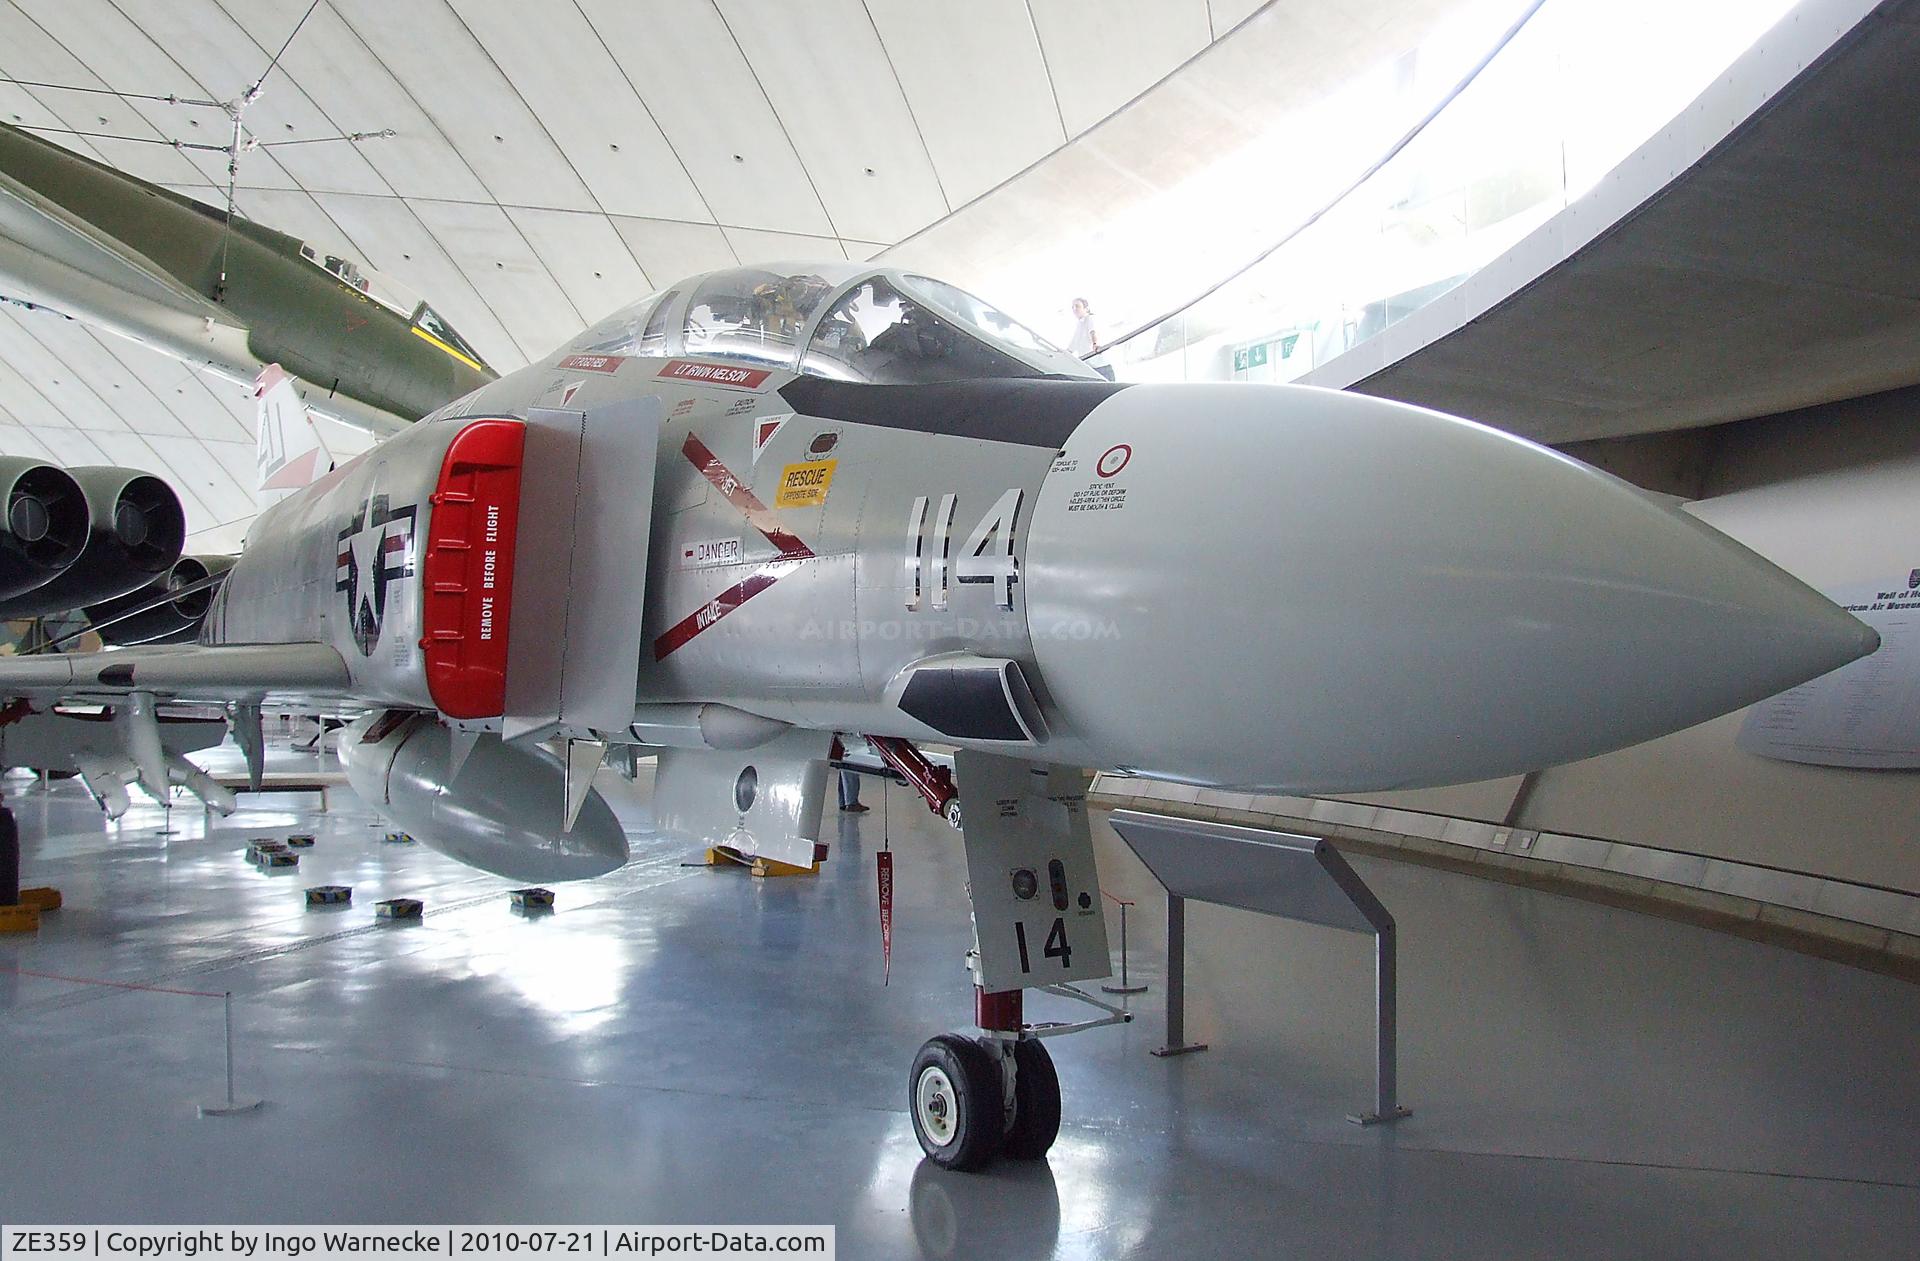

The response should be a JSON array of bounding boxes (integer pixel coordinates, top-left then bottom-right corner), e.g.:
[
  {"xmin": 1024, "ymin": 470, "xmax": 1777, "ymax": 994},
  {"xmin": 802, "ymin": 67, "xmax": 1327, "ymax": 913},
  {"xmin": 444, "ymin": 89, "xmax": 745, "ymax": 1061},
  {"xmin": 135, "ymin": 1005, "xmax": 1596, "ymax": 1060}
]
[{"xmin": 1094, "ymin": 0, "xmax": 1551, "ymax": 360}]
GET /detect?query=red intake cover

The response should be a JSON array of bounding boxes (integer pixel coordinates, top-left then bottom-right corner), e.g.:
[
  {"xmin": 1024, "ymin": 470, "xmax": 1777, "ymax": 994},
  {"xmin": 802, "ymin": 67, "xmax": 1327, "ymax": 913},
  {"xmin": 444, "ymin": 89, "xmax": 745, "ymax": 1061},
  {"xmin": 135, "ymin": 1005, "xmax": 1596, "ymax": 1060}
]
[{"xmin": 420, "ymin": 419, "xmax": 525, "ymax": 719}]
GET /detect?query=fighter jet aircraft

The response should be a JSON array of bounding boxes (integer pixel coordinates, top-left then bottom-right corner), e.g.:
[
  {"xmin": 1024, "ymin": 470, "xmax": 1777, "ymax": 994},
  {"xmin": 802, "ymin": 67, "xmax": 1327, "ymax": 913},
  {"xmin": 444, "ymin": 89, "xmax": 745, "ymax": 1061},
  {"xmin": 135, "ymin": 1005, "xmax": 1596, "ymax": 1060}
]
[
  {"xmin": 0, "ymin": 121, "xmax": 495, "ymax": 436},
  {"xmin": 0, "ymin": 261, "xmax": 1878, "ymax": 1170}
]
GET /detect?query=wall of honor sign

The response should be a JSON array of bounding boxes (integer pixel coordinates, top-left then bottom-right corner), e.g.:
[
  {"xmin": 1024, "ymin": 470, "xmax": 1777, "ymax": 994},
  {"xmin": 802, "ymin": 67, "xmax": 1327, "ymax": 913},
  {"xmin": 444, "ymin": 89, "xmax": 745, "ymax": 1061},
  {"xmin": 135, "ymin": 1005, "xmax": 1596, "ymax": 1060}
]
[{"xmin": 1738, "ymin": 570, "xmax": 1920, "ymax": 768}]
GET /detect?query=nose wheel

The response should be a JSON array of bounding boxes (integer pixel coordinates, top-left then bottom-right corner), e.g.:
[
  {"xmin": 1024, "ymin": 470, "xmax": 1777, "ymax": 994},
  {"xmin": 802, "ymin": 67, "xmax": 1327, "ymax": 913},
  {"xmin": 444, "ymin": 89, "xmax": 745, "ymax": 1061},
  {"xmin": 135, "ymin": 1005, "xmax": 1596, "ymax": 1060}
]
[
  {"xmin": 910, "ymin": 1034, "xmax": 1008, "ymax": 1171},
  {"xmin": 910, "ymin": 1032, "xmax": 1063, "ymax": 1171}
]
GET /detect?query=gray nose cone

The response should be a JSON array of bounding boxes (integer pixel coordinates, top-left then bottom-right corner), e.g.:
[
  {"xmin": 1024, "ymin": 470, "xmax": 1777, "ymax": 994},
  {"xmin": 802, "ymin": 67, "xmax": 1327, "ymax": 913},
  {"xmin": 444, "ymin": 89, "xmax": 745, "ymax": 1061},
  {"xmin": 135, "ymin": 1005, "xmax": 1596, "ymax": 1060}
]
[{"xmin": 1025, "ymin": 384, "xmax": 1883, "ymax": 793}]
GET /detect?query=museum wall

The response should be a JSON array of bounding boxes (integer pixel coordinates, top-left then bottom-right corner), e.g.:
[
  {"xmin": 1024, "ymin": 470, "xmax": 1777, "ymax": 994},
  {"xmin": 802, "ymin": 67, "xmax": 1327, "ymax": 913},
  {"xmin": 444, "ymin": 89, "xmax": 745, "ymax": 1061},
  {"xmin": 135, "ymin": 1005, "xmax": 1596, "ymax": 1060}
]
[{"xmin": 1307, "ymin": 386, "xmax": 1920, "ymax": 896}]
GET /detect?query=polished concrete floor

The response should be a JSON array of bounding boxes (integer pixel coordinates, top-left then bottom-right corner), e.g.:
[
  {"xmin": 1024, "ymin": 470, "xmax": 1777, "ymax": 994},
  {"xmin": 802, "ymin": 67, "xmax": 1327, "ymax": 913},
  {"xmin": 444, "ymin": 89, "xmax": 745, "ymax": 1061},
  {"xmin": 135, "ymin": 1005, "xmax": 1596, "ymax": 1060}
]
[{"xmin": 1, "ymin": 738, "xmax": 1917, "ymax": 1258}]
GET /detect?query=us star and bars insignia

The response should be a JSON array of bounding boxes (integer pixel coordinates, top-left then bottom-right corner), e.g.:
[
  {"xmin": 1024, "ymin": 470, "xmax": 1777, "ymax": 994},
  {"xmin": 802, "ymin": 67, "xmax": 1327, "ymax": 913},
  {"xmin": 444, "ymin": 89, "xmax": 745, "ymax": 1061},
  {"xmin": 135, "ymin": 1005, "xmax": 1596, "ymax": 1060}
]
[{"xmin": 336, "ymin": 489, "xmax": 418, "ymax": 657}]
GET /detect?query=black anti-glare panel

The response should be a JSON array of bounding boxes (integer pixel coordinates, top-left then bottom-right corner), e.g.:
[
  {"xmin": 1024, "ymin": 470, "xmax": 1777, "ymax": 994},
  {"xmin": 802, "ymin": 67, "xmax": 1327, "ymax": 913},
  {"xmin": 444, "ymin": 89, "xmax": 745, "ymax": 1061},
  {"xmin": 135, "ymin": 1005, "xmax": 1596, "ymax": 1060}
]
[{"xmin": 779, "ymin": 377, "xmax": 1128, "ymax": 450}]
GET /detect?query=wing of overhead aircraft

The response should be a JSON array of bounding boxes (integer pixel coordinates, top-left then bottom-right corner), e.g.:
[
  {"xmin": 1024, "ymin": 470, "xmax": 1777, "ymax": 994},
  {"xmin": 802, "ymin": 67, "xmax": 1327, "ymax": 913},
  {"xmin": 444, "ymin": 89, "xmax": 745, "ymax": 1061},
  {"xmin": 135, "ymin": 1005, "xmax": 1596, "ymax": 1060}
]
[{"xmin": 0, "ymin": 164, "xmax": 238, "ymax": 334}]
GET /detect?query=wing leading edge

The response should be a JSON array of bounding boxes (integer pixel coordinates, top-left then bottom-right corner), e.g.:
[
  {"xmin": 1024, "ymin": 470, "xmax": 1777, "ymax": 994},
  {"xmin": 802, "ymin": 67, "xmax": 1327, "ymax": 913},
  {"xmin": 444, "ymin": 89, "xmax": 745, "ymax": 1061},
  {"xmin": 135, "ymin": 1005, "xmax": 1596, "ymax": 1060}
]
[{"xmin": 0, "ymin": 642, "xmax": 350, "ymax": 704}]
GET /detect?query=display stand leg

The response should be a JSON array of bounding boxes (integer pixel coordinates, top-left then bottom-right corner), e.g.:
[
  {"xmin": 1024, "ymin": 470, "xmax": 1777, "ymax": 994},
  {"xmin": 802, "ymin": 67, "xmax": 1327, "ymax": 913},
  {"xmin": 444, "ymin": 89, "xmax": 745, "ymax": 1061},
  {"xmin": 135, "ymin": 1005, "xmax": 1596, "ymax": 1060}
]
[
  {"xmin": 1151, "ymin": 894, "xmax": 1207, "ymax": 1057},
  {"xmin": 1348, "ymin": 924, "xmax": 1411, "ymax": 1125}
]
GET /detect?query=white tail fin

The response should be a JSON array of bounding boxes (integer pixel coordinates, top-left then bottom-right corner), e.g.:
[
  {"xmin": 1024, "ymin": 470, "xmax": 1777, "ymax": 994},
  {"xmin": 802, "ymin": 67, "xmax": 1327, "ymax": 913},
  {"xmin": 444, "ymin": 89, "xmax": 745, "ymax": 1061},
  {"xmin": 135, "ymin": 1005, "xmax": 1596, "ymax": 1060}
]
[{"xmin": 254, "ymin": 364, "xmax": 333, "ymax": 508}]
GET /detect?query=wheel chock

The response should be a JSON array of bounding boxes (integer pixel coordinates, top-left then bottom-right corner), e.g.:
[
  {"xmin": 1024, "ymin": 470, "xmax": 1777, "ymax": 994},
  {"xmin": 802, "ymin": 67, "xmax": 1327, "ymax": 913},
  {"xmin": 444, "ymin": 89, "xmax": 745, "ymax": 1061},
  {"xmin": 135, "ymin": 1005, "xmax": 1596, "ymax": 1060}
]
[
  {"xmin": 305, "ymin": 885, "xmax": 352, "ymax": 907},
  {"xmin": 750, "ymin": 855, "xmax": 820, "ymax": 879},
  {"xmin": 17, "ymin": 887, "xmax": 61, "ymax": 912},
  {"xmin": 258, "ymin": 850, "xmax": 299, "ymax": 869},
  {"xmin": 382, "ymin": 831, "xmax": 415, "ymax": 845},
  {"xmin": 285, "ymin": 834, "xmax": 316, "ymax": 849},
  {"xmin": 245, "ymin": 839, "xmax": 288, "ymax": 864},
  {"xmin": 702, "ymin": 845, "xmax": 819, "ymax": 877},
  {"xmin": 509, "ymin": 887, "xmax": 554, "ymax": 912},
  {"xmin": 0, "ymin": 904, "xmax": 38, "ymax": 934},
  {"xmin": 376, "ymin": 897, "xmax": 424, "ymax": 920}
]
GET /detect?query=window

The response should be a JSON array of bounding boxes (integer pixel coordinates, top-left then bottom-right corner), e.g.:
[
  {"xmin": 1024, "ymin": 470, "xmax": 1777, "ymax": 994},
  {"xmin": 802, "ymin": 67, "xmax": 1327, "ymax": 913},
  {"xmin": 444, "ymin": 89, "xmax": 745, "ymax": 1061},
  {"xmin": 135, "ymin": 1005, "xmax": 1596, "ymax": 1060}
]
[
  {"xmin": 411, "ymin": 305, "xmax": 488, "ymax": 372},
  {"xmin": 682, "ymin": 269, "xmax": 837, "ymax": 368},
  {"xmin": 802, "ymin": 279, "xmax": 1043, "ymax": 384},
  {"xmin": 572, "ymin": 288, "xmax": 676, "ymax": 357}
]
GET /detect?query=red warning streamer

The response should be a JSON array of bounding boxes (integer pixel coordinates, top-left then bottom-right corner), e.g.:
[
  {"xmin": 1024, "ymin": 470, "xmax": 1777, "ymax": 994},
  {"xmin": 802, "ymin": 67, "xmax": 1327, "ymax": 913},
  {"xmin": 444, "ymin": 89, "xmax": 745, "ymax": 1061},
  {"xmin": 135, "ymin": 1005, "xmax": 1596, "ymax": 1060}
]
[{"xmin": 877, "ymin": 850, "xmax": 894, "ymax": 986}]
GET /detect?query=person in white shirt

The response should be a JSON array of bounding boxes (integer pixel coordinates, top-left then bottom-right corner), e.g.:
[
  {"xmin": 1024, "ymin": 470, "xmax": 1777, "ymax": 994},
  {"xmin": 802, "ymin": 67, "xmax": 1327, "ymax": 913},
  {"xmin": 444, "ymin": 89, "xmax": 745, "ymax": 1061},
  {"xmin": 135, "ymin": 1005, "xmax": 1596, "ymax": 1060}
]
[{"xmin": 1068, "ymin": 297, "xmax": 1100, "ymax": 357}]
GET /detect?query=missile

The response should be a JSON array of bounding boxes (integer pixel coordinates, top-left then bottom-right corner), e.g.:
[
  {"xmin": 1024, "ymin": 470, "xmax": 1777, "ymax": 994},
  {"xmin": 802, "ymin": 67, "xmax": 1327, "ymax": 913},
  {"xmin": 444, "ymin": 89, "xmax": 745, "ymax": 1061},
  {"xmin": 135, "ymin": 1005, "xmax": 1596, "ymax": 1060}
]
[{"xmin": 1022, "ymin": 383, "xmax": 1879, "ymax": 791}]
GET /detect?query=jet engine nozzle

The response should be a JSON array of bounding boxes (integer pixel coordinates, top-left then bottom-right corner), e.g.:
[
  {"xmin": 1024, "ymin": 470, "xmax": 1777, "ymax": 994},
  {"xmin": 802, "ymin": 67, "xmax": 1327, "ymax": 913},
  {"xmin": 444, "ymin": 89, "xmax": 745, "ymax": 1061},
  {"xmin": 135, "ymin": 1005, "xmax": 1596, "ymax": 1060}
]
[
  {"xmin": 0, "ymin": 457, "xmax": 89, "ymax": 602},
  {"xmin": 0, "ymin": 467, "xmax": 185, "ymax": 617},
  {"xmin": 1024, "ymin": 384, "xmax": 1880, "ymax": 793},
  {"xmin": 86, "ymin": 554, "xmax": 236, "ymax": 646},
  {"xmin": 341, "ymin": 712, "xmax": 629, "ymax": 882}
]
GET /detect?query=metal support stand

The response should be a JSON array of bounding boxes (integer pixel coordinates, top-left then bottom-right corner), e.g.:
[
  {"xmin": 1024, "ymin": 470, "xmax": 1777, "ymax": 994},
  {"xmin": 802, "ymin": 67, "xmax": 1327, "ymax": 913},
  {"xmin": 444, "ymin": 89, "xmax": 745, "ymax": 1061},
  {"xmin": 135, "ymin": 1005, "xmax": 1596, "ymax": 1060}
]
[
  {"xmin": 1112, "ymin": 811, "xmax": 1411, "ymax": 1124},
  {"xmin": 198, "ymin": 992, "xmax": 263, "ymax": 1117},
  {"xmin": 1100, "ymin": 899, "xmax": 1148, "ymax": 995},
  {"xmin": 1347, "ymin": 924, "xmax": 1411, "ymax": 1126},
  {"xmin": 1150, "ymin": 895, "xmax": 1207, "ymax": 1056}
]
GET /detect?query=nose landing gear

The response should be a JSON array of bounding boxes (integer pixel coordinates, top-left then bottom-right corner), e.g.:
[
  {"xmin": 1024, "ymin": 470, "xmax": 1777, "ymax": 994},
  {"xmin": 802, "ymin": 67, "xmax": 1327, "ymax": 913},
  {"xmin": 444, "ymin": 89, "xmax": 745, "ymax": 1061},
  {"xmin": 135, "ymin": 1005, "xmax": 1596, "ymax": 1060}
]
[{"xmin": 909, "ymin": 984, "xmax": 1126, "ymax": 1171}]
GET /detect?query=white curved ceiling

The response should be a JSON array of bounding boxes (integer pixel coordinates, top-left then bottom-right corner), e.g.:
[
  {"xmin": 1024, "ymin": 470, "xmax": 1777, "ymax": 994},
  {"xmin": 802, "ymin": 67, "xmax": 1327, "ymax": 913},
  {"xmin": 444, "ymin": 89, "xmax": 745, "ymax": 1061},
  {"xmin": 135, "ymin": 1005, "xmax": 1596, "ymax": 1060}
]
[{"xmin": 0, "ymin": 0, "xmax": 1262, "ymax": 551}]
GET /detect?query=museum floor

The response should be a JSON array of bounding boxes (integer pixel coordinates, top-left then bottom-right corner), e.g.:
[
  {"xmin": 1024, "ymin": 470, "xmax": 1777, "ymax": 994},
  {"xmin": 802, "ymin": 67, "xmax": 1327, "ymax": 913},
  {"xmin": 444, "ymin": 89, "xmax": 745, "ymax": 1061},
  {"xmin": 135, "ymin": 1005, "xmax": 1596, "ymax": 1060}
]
[{"xmin": 1, "ymin": 739, "xmax": 1916, "ymax": 1259}]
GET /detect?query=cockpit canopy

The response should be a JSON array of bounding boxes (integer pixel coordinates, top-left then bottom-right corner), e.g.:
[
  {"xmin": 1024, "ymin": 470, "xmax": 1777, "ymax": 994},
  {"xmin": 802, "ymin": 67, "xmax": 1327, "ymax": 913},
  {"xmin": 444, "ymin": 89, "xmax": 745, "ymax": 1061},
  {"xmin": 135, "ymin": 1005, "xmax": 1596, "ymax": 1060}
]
[
  {"xmin": 566, "ymin": 263, "xmax": 1098, "ymax": 385},
  {"xmin": 297, "ymin": 242, "xmax": 491, "ymax": 375}
]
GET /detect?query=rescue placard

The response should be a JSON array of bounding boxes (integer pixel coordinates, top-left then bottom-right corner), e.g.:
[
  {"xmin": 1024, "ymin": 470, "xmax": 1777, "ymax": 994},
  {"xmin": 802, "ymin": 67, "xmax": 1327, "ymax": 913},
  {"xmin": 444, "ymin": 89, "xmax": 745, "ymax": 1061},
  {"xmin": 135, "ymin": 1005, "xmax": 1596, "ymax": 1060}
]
[{"xmin": 774, "ymin": 459, "xmax": 836, "ymax": 508}]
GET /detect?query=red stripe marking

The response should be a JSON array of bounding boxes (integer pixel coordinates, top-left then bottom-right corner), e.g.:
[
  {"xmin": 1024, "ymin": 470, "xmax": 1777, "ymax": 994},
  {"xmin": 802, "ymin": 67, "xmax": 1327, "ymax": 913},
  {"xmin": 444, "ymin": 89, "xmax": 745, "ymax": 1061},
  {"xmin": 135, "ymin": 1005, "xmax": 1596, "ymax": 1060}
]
[
  {"xmin": 682, "ymin": 433, "xmax": 812, "ymax": 559},
  {"xmin": 653, "ymin": 434, "xmax": 816, "ymax": 660}
]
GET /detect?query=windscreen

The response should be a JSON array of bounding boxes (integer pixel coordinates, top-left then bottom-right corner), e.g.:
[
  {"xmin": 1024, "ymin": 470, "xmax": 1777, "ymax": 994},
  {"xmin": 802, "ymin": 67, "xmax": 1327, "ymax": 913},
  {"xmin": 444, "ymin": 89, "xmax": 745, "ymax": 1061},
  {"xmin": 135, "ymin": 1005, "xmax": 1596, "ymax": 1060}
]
[{"xmin": 802, "ymin": 279, "xmax": 1044, "ymax": 384}]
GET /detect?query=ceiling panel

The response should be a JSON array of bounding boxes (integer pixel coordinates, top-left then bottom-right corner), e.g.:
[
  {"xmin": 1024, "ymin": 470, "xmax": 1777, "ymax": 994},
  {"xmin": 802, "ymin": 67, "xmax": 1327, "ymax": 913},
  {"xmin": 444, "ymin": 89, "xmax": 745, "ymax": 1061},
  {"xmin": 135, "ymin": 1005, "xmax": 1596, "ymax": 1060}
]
[
  {"xmin": 325, "ymin": 0, "xmax": 596, "ymax": 212},
  {"xmin": 227, "ymin": 186, "xmax": 367, "ymax": 262},
  {"xmin": 87, "ymin": 327, "xmax": 255, "ymax": 445},
  {"xmin": 5, "ymin": 312, "xmax": 191, "ymax": 438},
  {"xmin": 407, "ymin": 196, "xmax": 583, "ymax": 364},
  {"xmin": 0, "ymin": 421, "xmax": 54, "ymax": 458},
  {"xmin": 505, "ymin": 206, "xmax": 653, "ymax": 326},
  {"xmin": 110, "ymin": 0, "xmax": 390, "ymax": 198},
  {"xmin": 0, "ymin": 4, "xmax": 213, "ymax": 188},
  {"xmin": 0, "ymin": 310, "xmax": 131, "ymax": 432},
  {"xmin": 721, "ymin": 226, "xmax": 850, "ymax": 267},
  {"xmin": 1029, "ymin": 0, "xmax": 1213, "ymax": 137},
  {"xmin": 1209, "ymin": 0, "xmax": 1269, "ymax": 31},
  {"xmin": 609, "ymin": 217, "xmax": 739, "ymax": 290},
  {"xmin": 23, "ymin": 424, "xmax": 107, "ymax": 466},
  {"xmin": 717, "ymin": 0, "xmax": 948, "ymax": 244},
  {"xmin": 139, "ymin": 431, "xmax": 248, "ymax": 523},
  {"xmin": 217, "ymin": 0, "xmax": 495, "ymax": 203},
  {"xmin": 866, "ymin": 0, "xmax": 1065, "ymax": 206},
  {"xmin": 14, "ymin": 0, "xmax": 296, "ymax": 191},
  {"xmin": 576, "ymin": 0, "xmax": 834, "ymax": 238},
  {"xmin": 0, "ymin": 346, "xmax": 81, "ymax": 432},
  {"xmin": 449, "ymin": 0, "xmax": 709, "ymax": 223}
]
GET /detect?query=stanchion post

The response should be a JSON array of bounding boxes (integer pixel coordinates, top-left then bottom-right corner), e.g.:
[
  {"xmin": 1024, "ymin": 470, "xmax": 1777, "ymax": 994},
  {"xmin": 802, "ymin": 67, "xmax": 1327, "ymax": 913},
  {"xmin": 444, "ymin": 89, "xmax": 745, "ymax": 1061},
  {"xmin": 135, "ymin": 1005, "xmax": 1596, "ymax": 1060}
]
[
  {"xmin": 199, "ymin": 990, "xmax": 263, "ymax": 1117},
  {"xmin": 1101, "ymin": 899, "xmax": 1148, "ymax": 995}
]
